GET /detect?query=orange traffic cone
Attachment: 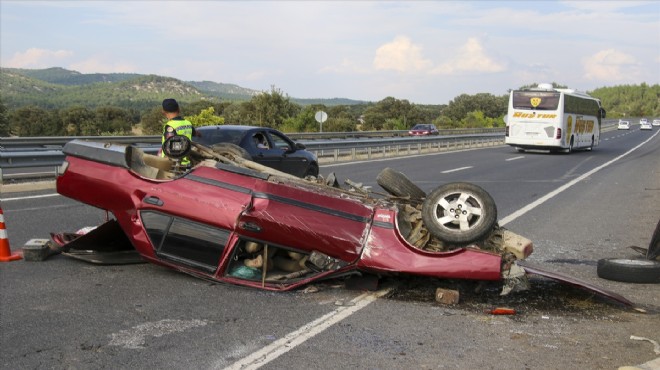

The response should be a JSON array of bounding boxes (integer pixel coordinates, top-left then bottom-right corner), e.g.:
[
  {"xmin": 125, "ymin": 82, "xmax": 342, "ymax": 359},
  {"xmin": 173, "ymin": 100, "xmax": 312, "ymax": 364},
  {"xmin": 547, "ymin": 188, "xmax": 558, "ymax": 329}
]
[{"xmin": 0, "ymin": 205, "xmax": 22, "ymax": 262}]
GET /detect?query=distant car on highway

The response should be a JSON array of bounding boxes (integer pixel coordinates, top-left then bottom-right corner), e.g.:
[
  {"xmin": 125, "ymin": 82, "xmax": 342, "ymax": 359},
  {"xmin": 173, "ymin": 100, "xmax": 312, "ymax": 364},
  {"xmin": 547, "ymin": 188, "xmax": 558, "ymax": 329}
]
[
  {"xmin": 193, "ymin": 125, "xmax": 318, "ymax": 178},
  {"xmin": 640, "ymin": 119, "xmax": 653, "ymax": 131},
  {"xmin": 617, "ymin": 120, "xmax": 630, "ymax": 130},
  {"xmin": 408, "ymin": 124, "xmax": 439, "ymax": 136},
  {"xmin": 652, "ymin": 119, "xmax": 660, "ymax": 127}
]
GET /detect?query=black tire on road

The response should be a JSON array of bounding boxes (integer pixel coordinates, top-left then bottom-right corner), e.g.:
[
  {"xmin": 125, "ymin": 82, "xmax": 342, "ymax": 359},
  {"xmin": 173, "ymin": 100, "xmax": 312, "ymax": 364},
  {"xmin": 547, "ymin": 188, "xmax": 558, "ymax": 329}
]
[
  {"xmin": 210, "ymin": 143, "xmax": 251, "ymax": 160},
  {"xmin": 597, "ymin": 258, "xmax": 660, "ymax": 284},
  {"xmin": 376, "ymin": 168, "xmax": 426, "ymax": 200},
  {"xmin": 421, "ymin": 182, "xmax": 497, "ymax": 244}
]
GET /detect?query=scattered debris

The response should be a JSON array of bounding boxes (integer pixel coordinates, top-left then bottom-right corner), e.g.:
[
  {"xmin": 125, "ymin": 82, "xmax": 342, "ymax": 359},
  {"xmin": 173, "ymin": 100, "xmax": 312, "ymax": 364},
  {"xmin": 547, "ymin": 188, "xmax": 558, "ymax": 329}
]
[
  {"xmin": 630, "ymin": 335, "xmax": 660, "ymax": 355},
  {"xmin": 487, "ymin": 307, "xmax": 516, "ymax": 315},
  {"xmin": 435, "ymin": 287, "xmax": 459, "ymax": 305}
]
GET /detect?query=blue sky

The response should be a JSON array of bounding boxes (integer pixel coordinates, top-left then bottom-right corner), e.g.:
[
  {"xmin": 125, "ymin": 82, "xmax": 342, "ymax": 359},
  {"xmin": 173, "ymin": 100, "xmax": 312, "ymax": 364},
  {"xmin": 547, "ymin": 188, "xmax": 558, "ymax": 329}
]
[{"xmin": 1, "ymin": 1, "xmax": 658, "ymax": 104}]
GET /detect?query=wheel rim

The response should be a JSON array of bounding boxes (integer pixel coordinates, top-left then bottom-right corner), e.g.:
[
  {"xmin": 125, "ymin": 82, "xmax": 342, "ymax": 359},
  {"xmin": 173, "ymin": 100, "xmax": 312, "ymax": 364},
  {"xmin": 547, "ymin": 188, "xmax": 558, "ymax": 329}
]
[{"xmin": 431, "ymin": 191, "xmax": 484, "ymax": 232}]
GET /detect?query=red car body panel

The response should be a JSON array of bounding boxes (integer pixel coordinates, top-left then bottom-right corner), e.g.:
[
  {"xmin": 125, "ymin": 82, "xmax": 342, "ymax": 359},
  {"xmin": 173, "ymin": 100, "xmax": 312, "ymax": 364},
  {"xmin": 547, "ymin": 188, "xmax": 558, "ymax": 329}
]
[
  {"xmin": 358, "ymin": 209, "xmax": 502, "ymax": 280},
  {"xmin": 55, "ymin": 141, "xmax": 504, "ymax": 291},
  {"xmin": 52, "ymin": 140, "xmax": 637, "ymax": 308}
]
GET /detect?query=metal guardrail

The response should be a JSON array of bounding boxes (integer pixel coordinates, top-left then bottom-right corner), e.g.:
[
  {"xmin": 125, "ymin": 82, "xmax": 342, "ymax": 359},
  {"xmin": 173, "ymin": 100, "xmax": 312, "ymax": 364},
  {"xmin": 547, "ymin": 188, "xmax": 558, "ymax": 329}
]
[{"xmin": 0, "ymin": 129, "xmax": 504, "ymax": 183}]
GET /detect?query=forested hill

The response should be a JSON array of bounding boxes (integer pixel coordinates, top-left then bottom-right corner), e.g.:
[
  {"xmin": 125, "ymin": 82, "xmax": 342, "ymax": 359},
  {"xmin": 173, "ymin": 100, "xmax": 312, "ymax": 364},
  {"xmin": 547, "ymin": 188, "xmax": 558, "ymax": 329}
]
[
  {"xmin": 590, "ymin": 84, "xmax": 659, "ymax": 118},
  {"xmin": 1, "ymin": 67, "xmax": 366, "ymax": 110}
]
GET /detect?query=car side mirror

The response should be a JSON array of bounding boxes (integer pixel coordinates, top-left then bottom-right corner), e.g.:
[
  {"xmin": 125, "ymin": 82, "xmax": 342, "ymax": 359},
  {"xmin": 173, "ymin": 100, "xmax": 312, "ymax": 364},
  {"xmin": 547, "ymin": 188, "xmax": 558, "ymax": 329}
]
[{"xmin": 295, "ymin": 142, "xmax": 306, "ymax": 150}]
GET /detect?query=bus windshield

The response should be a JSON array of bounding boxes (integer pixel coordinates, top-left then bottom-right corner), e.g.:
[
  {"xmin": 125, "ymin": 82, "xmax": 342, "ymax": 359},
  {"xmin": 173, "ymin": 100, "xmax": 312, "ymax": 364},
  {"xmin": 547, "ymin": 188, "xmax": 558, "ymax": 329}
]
[{"xmin": 512, "ymin": 91, "xmax": 560, "ymax": 110}]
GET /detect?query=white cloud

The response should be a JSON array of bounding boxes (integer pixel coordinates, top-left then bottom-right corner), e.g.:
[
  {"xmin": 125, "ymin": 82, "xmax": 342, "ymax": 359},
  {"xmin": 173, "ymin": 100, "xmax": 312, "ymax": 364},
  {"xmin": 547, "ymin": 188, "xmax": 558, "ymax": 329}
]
[
  {"xmin": 582, "ymin": 49, "xmax": 639, "ymax": 81},
  {"xmin": 432, "ymin": 38, "xmax": 506, "ymax": 75},
  {"xmin": 5, "ymin": 48, "xmax": 73, "ymax": 68},
  {"xmin": 319, "ymin": 58, "xmax": 370, "ymax": 74},
  {"xmin": 373, "ymin": 36, "xmax": 432, "ymax": 73}
]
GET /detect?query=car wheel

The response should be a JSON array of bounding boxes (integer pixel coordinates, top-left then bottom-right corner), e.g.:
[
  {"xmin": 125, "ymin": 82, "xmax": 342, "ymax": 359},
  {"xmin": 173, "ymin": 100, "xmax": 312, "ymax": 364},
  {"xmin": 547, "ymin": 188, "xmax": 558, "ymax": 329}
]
[
  {"xmin": 210, "ymin": 143, "xmax": 251, "ymax": 161},
  {"xmin": 304, "ymin": 163, "xmax": 319, "ymax": 178},
  {"xmin": 597, "ymin": 258, "xmax": 660, "ymax": 284},
  {"xmin": 421, "ymin": 182, "xmax": 497, "ymax": 244},
  {"xmin": 376, "ymin": 167, "xmax": 426, "ymax": 200}
]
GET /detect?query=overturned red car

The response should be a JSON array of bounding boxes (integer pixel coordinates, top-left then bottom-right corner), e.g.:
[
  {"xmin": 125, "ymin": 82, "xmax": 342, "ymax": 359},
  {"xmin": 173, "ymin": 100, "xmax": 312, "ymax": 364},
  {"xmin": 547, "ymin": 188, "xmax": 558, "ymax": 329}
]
[{"xmin": 53, "ymin": 136, "xmax": 634, "ymax": 306}]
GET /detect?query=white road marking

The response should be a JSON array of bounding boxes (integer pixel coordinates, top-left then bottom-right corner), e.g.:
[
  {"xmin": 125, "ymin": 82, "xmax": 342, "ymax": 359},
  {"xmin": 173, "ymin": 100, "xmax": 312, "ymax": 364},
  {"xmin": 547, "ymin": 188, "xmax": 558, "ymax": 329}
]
[
  {"xmin": 0, "ymin": 193, "xmax": 60, "ymax": 202},
  {"xmin": 500, "ymin": 129, "xmax": 660, "ymax": 226},
  {"xmin": 441, "ymin": 166, "xmax": 473, "ymax": 174},
  {"xmin": 506, "ymin": 156, "xmax": 525, "ymax": 161},
  {"xmin": 223, "ymin": 288, "xmax": 392, "ymax": 370}
]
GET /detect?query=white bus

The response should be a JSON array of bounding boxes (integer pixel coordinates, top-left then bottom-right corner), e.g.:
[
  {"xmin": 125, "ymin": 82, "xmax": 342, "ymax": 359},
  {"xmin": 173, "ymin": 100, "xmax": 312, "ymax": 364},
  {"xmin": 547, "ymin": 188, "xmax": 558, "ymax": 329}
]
[{"xmin": 504, "ymin": 83, "xmax": 606, "ymax": 153}]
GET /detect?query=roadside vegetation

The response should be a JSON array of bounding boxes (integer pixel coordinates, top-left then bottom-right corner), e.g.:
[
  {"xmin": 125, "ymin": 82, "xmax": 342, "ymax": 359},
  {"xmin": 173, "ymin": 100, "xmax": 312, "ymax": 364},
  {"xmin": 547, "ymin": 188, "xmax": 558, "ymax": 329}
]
[{"xmin": 1, "ymin": 67, "xmax": 658, "ymax": 137}]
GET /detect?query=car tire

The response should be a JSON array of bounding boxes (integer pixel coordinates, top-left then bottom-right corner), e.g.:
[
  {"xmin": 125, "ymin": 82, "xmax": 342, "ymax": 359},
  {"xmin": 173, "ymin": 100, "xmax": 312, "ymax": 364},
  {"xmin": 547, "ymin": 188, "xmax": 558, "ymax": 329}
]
[
  {"xmin": 597, "ymin": 258, "xmax": 660, "ymax": 284},
  {"xmin": 303, "ymin": 163, "xmax": 319, "ymax": 178},
  {"xmin": 376, "ymin": 167, "xmax": 426, "ymax": 200},
  {"xmin": 210, "ymin": 143, "xmax": 251, "ymax": 161},
  {"xmin": 421, "ymin": 182, "xmax": 497, "ymax": 244}
]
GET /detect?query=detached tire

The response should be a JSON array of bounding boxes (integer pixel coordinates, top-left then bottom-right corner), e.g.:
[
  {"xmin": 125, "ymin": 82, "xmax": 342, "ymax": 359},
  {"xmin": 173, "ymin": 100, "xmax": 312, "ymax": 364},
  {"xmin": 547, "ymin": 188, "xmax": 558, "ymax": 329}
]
[
  {"xmin": 421, "ymin": 182, "xmax": 497, "ymax": 244},
  {"xmin": 597, "ymin": 258, "xmax": 660, "ymax": 284},
  {"xmin": 210, "ymin": 143, "xmax": 251, "ymax": 161},
  {"xmin": 377, "ymin": 168, "xmax": 426, "ymax": 200}
]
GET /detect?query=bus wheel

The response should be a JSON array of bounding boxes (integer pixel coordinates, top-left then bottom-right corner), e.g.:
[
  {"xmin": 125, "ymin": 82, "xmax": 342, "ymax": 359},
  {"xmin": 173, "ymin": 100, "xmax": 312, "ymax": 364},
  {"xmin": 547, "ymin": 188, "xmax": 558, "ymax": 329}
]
[
  {"xmin": 563, "ymin": 137, "xmax": 574, "ymax": 154},
  {"xmin": 587, "ymin": 136, "xmax": 595, "ymax": 151},
  {"xmin": 516, "ymin": 148, "xmax": 525, "ymax": 153}
]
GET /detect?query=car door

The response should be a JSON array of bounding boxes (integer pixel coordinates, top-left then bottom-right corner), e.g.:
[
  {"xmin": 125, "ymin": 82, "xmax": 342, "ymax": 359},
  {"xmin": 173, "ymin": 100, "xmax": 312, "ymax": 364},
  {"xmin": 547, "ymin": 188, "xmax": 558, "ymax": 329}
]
[
  {"xmin": 136, "ymin": 165, "xmax": 257, "ymax": 275},
  {"xmin": 248, "ymin": 130, "xmax": 286, "ymax": 172},
  {"xmin": 264, "ymin": 130, "xmax": 308, "ymax": 177}
]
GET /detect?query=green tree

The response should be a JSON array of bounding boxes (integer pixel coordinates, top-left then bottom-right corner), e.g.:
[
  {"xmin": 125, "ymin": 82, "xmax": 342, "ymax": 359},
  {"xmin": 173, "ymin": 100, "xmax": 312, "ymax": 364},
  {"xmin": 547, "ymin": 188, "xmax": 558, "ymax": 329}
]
[
  {"xmin": 60, "ymin": 106, "xmax": 96, "ymax": 135},
  {"xmin": 95, "ymin": 106, "xmax": 137, "ymax": 134},
  {"xmin": 140, "ymin": 106, "xmax": 166, "ymax": 135},
  {"xmin": 186, "ymin": 107, "xmax": 225, "ymax": 126},
  {"xmin": 442, "ymin": 93, "xmax": 507, "ymax": 121},
  {"xmin": 323, "ymin": 117, "xmax": 355, "ymax": 132},
  {"xmin": 249, "ymin": 86, "xmax": 301, "ymax": 128},
  {"xmin": 362, "ymin": 97, "xmax": 422, "ymax": 130},
  {"xmin": 9, "ymin": 105, "xmax": 63, "ymax": 136},
  {"xmin": 0, "ymin": 97, "xmax": 9, "ymax": 136}
]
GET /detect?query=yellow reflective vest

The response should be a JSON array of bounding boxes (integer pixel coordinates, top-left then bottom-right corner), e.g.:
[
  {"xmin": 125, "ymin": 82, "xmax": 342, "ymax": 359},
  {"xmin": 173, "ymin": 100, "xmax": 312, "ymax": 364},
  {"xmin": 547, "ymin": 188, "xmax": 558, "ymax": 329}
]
[{"xmin": 161, "ymin": 117, "xmax": 194, "ymax": 164}]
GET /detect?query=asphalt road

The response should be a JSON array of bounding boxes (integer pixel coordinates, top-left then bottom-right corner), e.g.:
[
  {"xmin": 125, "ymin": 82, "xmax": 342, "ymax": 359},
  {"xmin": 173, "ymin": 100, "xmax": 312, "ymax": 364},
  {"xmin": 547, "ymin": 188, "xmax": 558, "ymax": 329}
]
[{"xmin": 1, "ymin": 127, "xmax": 659, "ymax": 369}]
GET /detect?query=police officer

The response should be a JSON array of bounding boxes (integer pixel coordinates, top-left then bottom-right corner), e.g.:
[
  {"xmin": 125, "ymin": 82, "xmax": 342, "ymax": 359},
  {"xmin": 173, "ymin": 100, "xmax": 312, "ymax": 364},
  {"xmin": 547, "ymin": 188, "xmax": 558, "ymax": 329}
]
[{"xmin": 161, "ymin": 98, "xmax": 195, "ymax": 165}]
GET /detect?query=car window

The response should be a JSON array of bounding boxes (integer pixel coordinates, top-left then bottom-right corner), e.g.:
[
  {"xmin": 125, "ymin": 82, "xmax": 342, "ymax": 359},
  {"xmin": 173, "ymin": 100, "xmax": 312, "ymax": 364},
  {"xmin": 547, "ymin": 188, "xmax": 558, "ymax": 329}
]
[
  {"xmin": 196, "ymin": 128, "xmax": 242, "ymax": 146},
  {"xmin": 141, "ymin": 211, "xmax": 230, "ymax": 272},
  {"xmin": 267, "ymin": 132, "xmax": 292, "ymax": 151},
  {"xmin": 252, "ymin": 132, "xmax": 270, "ymax": 150}
]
